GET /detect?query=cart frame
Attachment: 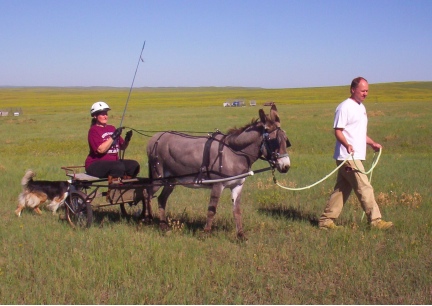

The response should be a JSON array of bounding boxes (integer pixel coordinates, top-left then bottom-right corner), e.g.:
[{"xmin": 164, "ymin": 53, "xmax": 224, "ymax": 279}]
[{"xmin": 61, "ymin": 166, "xmax": 151, "ymax": 228}]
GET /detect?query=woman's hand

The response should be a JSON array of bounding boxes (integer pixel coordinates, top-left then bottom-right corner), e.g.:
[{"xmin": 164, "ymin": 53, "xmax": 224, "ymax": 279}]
[
  {"xmin": 111, "ymin": 127, "xmax": 123, "ymax": 140},
  {"xmin": 125, "ymin": 130, "xmax": 133, "ymax": 142}
]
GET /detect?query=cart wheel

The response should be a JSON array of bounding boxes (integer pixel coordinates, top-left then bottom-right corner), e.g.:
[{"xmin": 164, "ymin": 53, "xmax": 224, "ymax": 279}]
[
  {"xmin": 65, "ymin": 191, "xmax": 93, "ymax": 228},
  {"xmin": 119, "ymin": 187, "xmax": 146, "ymax": 219}
]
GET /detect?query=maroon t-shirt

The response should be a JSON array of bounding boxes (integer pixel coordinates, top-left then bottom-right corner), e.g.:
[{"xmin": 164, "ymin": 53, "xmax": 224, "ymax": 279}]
[{"xmin": 85, "ymin": 124, "xmax": 124, "ymax": 168}]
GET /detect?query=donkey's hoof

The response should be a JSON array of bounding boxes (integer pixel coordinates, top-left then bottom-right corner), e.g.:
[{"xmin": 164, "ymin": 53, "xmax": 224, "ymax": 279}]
[
  {"xmin": 159, "ymin": 220, "xmax": 170, "ymax": 231},
  {"xmin": 236, "ymin": 232, "xmax": 248, "ymax": 241},
  {"xmin": 140, "ymin": 216, "xmax": 153, "ymax": 225},
  {"xmin": 197, "ymin": 229, "xmax": 212, "ymax": 240},
  {"xmin": 201, "ymin": 227, "xmax": 212, "ymax": 238}
]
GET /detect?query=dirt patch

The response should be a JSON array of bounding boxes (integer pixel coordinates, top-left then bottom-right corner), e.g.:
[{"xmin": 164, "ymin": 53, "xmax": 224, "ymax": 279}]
[
  {"xmin": 384, "ymin": 134, "xmax": 399, "ymax": 142},
  {"xmin": 376, "ymin": 191, "xmax": 422, "ymax": 209}
]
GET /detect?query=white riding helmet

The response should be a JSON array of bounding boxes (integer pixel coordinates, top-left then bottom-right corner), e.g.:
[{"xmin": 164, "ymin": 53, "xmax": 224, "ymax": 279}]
[{"xmin": 90, "ymin": 101, "xmax": 111, "ymax": 116}]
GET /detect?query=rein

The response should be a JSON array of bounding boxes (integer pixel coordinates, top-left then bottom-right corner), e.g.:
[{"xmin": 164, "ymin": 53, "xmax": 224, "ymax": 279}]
[
  {"xmin": 125, "ymin": 127, "xmax": 212, "ymax": 138},
  {"xmin": 123, "ymin": 125, "xmax": 381, "ymax": 192},
  {"xmin": 128, "ymin": 125, "xmax": 287, "ymax": 168},
  {"xmin": 273, "ymin": 148, "xmax": 382, "ymax": 191},
  {"xmin": 138, "ymin": 124, "xmax": 285, "ymax": 184},
  {"xmin": 120, "ymin": 121, "xmax": 289, "ymax": 187}
]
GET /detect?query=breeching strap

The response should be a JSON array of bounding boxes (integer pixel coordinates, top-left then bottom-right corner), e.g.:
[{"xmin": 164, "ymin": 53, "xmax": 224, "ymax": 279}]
[{"xmin": 273, "ymin": 148, "xmax": 382, "ymax": 191}]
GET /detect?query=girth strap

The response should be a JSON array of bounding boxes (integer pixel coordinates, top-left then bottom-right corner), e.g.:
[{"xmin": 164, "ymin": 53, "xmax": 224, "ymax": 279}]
[{"xmin": 197, "ymin": 130, "xmax": 222, "ymax": 182}]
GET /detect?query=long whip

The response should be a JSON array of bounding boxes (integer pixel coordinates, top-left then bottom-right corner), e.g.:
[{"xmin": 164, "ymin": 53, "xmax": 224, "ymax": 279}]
[
  {"xmin": 119, "ymin": 40, "xmax": 146, "ymax": 161},
  {"xmin": 119, "ymin": 40, "xmax": 146, "ymax": 128}
]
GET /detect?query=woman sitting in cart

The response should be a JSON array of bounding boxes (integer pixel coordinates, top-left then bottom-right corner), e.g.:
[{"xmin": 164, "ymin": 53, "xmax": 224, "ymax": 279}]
[{"xmin": 85, "ymin": 101, "xmax": 140, "ymax": 181}]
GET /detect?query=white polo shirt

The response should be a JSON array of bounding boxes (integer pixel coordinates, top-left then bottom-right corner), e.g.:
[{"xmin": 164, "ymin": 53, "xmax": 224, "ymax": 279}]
[{"xmin": 333, "ymin": 98, "xmax": 368, "ymax": 161}]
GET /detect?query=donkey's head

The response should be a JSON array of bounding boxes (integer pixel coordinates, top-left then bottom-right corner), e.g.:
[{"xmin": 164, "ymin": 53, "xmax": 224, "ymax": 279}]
[{"xmin": 258, "ymin": 105, "xmax": 291, "ymax": 173}]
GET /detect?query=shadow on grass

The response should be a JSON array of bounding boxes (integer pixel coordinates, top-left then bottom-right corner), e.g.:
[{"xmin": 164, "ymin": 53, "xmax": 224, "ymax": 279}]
[
  {"xmin": 83, "ymin": 207, "xmax": 234, "ymax": 237},
  {"xmin": 258, "ymin": 206, "xmax": 319, "ymax": 227}
]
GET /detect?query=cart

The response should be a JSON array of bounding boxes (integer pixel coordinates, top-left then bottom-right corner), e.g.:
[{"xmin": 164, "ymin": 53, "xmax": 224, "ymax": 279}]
[{"xmin": 61, "ymin": 166, "xmax": 151, "ymax": 228}]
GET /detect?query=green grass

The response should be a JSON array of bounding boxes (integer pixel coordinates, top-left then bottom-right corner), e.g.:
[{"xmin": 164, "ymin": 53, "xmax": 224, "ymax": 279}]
[
  {"xmin": 0, "ymin": 84, "xmax": 431, "ymax": 304},
  {"xmin": 1, "ymin": 81, "xmax": 431, "ymax": 112}
]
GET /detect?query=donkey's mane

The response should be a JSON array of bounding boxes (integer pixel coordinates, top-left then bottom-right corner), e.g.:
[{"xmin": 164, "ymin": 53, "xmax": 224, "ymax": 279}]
[{"xmin": 226, "ymin": 118, "xmax": 261, "ymax": 135}]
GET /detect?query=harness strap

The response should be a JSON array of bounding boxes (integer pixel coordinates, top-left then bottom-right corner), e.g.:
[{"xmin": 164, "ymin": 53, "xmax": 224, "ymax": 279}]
[
  {"xmin": 217, "ymin": 134, "xmax": 227, "ymax": 172},
  {"xmin": 260, "ymin": 129, "xmax": 281, "ymax": 167},
  {"xmin": 151, "ymin": 139, "xmax": 162, "ymax": 178},
  {"xmin": 197, "ymin": 130, "xmax": 222, "ymax": 182}
]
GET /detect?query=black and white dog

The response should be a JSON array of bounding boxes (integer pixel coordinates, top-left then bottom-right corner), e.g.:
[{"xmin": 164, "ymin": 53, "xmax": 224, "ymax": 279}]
[{"xmin": 15, "ymin": 170, "xmax": 70, "ymax": 216}]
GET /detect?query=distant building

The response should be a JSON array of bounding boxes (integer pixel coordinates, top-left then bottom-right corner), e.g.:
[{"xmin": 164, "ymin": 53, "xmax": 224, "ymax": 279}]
[
  {"xmin": 231, "ymin": 101, "xmax": 245, "ymax": 107},
  {"xmin": 223, "ymin": 99, "xmax": 255, "ymax": 107},
  {"xmin": 0, "ymin": 108, "xmax": 22, "ymax": 116}
]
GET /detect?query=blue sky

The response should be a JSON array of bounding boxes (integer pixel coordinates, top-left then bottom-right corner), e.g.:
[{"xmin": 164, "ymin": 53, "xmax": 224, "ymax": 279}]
[{"xmin": 1, "ymin": 0, "xmax": 431, "ymax": 88}]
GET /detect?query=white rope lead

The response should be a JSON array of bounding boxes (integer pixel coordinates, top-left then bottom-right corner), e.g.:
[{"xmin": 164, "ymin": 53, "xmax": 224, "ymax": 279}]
[{"xmin": 274, "ymin": 148, "xmax": 382, "ymax": 191}]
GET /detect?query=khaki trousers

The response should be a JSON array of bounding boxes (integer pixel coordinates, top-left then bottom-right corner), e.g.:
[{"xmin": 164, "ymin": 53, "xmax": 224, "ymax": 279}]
[{"xmin": 319, "ymin": 160, "xmax": 382, "ymax": 225}]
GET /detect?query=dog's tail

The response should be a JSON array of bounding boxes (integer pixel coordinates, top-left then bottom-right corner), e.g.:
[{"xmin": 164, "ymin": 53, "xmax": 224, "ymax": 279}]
[{"xmin": 21, "ymin": 169, "xmax": 35, "ymax": 187}]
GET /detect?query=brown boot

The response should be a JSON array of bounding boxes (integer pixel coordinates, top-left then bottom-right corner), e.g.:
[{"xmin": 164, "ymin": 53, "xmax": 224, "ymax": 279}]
[
  {"xmin": 370, "ymin": 219, "xmax": 394, "ymax": 230},
  {"xmin": 106, "ymin": 176, "xmax": 122, "ymax": 201}
]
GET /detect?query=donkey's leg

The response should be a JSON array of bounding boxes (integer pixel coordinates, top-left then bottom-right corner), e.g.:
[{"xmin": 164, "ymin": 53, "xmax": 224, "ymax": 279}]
[
  {"xmin": 158, "ymin": 185, "xmax": 175, "ymax": 231},
  {"xmin": 144, "ymin": 187, "xmax": 153, "ymax": 221},
  {"xmin": 139, "ymin": 187, "xmax": 153, "ymax": 222},
  {"xmin": 231, "ymin": 184, "xmax": 246, "ymax": 239},
  {"xmin": 140, "ymin": 184, "xmax": 158, "ymax": 221},
  {"xmin": 204, "ymin": 184, "xmax": 224, "ymax": 233}
]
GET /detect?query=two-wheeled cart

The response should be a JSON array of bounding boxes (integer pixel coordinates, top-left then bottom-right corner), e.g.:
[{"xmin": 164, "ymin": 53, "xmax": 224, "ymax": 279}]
[{"xmin": 61, "ymin": 166, "xmax": 151, "ymax": 228}]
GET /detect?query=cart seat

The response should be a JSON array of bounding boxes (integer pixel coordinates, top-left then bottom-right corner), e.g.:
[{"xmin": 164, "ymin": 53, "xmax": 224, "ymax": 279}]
[
  {"xmin": 67, "ymin": 172, "xmax": 103, "ymax": 181},
  {"xmin": 62, "ymin": 166, "xmax": 140, "ymax": 183},
  {"xmin": 61, "ymin": 166, "xmax": 106, "ymax": 181}
]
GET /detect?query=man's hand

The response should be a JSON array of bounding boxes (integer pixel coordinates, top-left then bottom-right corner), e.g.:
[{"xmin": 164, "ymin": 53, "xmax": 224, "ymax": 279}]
[{"xmin": 369, "ymin": 142, "xmax": 382, "ymax": 152}]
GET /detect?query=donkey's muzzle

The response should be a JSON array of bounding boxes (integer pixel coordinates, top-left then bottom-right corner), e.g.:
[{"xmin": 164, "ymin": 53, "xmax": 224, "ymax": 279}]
[{"xmin": 276, "ymin": 156, "xmax": 290, "ymax": 173}]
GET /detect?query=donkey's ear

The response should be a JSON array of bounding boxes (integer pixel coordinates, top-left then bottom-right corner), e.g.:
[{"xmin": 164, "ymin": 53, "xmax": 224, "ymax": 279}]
[
  {"xmin": 259, "ymin": 109, "xmax": 267, "ymax": 123},
  {"xmin": 270, "ymin": 105, "xmax": 280, "ymax": 124}
]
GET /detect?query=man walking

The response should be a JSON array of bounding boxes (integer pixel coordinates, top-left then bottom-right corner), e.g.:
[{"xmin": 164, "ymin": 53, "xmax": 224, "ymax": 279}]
[{"xmin": 319, "ymin": 77, "xmax": 393, "ymax": 230}]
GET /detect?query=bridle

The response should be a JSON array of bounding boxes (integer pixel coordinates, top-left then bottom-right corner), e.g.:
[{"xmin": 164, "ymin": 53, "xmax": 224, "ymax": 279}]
[{"xmin": 260, "ymin": 127, "xmax": 291, "ymax": 168}]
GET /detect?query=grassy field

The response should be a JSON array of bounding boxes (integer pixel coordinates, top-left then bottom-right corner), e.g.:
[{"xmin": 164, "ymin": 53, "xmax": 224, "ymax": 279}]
[{"xmin": 0, "ymin": 83, "xmax": 431, "ymax": 304}]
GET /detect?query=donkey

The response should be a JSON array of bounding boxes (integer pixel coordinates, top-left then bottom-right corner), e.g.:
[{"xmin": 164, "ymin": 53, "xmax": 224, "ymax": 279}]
[{"xmin": 144, "ymin": 104, "xmax": 291, "ymax": 238}]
